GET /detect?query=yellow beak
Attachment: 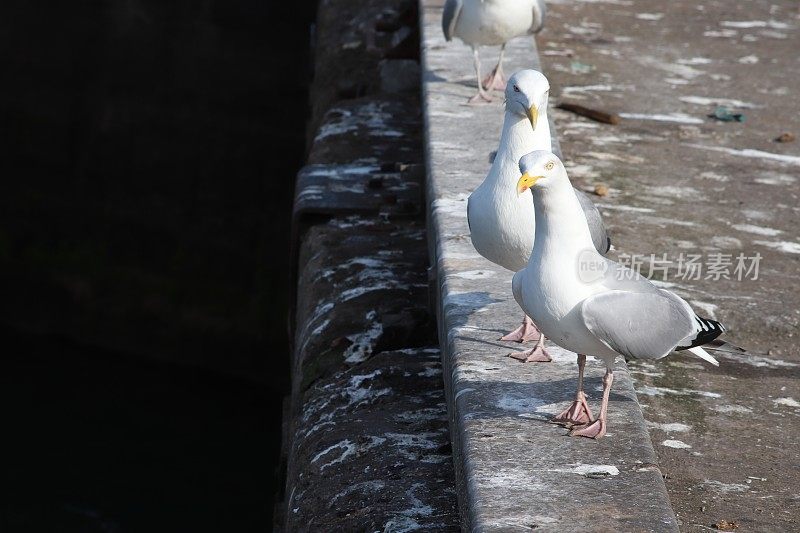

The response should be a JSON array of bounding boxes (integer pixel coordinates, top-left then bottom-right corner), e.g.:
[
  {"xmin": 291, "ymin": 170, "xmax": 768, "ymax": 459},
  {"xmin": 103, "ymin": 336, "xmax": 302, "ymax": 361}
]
[
  {"xmin": 517, "ymin": 173, "xmax": 542, "ymax": 194},
  {"xmin": 527, "ymin": 105, "xmax": 539, "ymax": 130}
]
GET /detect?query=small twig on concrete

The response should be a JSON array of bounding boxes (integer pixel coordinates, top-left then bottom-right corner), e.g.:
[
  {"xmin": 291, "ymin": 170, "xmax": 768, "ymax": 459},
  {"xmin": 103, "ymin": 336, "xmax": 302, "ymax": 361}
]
[
  {"xmin": 689, "ymin": 525, "xmax": 718, "ymax": 532},
  {"xmin": 557, "ymin": 102, "xmax": 620, "ymax": 125}
]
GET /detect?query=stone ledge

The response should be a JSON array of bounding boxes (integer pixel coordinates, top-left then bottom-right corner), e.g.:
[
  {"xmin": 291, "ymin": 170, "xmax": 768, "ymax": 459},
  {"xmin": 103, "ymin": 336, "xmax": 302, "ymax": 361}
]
[
  {"xmin": 285, "ymin": 344, "xmax": 458, "ymax": 532},
  {"xmin": 280, "ymin": 1, "xmax": 461, "ymax": 529},
  {"xmin": 419, "ymin": 0, "xmax": 679, "ymax": 530}
]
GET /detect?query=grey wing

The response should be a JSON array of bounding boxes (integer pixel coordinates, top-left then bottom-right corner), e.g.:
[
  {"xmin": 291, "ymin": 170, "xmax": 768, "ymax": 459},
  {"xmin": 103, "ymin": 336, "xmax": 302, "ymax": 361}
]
[
  {"xmin": 574, "ymin": 188, "xmax": 611, "ymax": 255},
  {"xmin": 529, "ymin": 0, "xmax": 547, "ymax": 34},
  {"xmin": 442, "ymin": 0, "xmax": 463, "ymax": 41},
  {"xmin": 579, "ymin": 253, "xmax": 663, "ymax": 298},
  {"xmin": 659, "ymin": 290, "xmax": 726, "ymax": 350},
  {"xmin": 466, "ymin": 195, "xmax": 472, "ymax": 232},
  {"xmin": 581, "ymin": 290, "xmax": 696, "ymax": 360}
]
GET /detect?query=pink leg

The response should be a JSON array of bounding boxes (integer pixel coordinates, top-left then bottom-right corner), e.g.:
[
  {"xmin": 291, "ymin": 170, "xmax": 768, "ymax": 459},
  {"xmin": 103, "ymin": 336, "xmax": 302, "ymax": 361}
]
[
  {"xmin": 552, "ymin": 354, "xmax": 593, "ymax": 426},
  {"xmin": 468, "ymin": 47, "xmax": 493, "ymax": 104},
  {"xmin": 482, "ymin": 44, "xmax": 507, "ymax": 92},
  {"xmin": 508, "ymin": 333, "xmax": 552, "ymax": 363},
  {"xmin": 468, "ymin": 93, "xmax": 492, "ymax": 104},
  {"xmin": 571, "ymin": 367, "xmax": 614, "ymax": 439},
  {"xmin": 499, "ymin": 315, "xmax": 541, "ymax": 343}
]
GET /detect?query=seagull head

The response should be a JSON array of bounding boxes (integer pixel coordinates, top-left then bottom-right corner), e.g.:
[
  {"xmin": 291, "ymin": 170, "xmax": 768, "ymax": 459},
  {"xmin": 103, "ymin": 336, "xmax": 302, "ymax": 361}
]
[
  {"xmin": 517, "ymin": 150, "xmax": 563, "ymax": 194},
  {"xmin": 505, "ymin": 70, "xmax": 550, "ymax": 131}
]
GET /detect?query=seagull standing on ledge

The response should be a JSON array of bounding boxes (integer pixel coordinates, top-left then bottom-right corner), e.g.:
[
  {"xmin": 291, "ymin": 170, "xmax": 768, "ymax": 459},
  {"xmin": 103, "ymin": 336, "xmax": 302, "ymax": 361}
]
[
  {"xmin": 442, "ymin": 0, "xmax": 547, "ymax": 103},
  {"xmin": 513, "ymin": 151, "xmax": 722, "ymax": 439},
  {"xmin": 467, "ymin": 70, "xmax": 610, "ymax": 363}
]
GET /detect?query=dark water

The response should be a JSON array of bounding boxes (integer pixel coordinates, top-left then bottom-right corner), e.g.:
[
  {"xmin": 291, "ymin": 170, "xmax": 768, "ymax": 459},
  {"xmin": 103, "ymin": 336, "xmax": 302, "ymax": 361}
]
[
  {"xmin": 0, "ymin": 0, "xmax": 316, "ymax": 530},
  {"xmin": 1, "ymin": 326, "xmax": 279, "ymax": 531}
]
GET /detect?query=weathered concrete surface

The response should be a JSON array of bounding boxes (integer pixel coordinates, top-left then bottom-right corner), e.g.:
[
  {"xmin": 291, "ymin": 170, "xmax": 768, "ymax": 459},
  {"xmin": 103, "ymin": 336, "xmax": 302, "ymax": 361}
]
[
  {"xmin": 537, "ymin": 0, "xmax": 800, "ymax": 531},
  {"xmin": 292, "ymin": 216, "xmax": 431, "ymax": 395},
  {"xmin": 286, "ymin": 342, "xmax": 457, "ymax": 531},
  {"xmin": 307, "ymin": 0, "xmax": 420, "ymax": 138},
  {"xmin": 285, "ymin": 214, "xmax": 458, "ymax": 532},
  {"xmin": 420, "ymin": 1, "xmax": 678, "ymax": 530},
  {"xmin": 280, "ymin": 0, "xmax": 459, "ymax": 530},
  {"xmin": 293, "ymin": 97, "xmax": 424, "ymax": 223}
]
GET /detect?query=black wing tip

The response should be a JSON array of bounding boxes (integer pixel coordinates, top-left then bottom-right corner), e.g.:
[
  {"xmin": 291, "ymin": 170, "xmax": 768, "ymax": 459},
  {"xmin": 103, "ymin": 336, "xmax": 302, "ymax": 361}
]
[
  {"xmin": 604, "ymin": 236, "xmax": 612, "ymax": 254},
  {"xmin": 677, "ymin": 315, "xmax": 725, "ymax": 350}
]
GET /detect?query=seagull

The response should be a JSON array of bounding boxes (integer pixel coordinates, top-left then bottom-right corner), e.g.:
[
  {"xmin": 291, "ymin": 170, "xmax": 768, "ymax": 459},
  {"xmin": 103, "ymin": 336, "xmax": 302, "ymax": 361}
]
[
  {"xmin": 467, "ymin": 70, "xmax": 610, "ymax": 363},
  {"xmin": 513, "ymin": 150, "xmax": 722, "ymax": 439},
  {"xmin": 442, "ymin": 0, "xmax": 547, "ymax": 103}
]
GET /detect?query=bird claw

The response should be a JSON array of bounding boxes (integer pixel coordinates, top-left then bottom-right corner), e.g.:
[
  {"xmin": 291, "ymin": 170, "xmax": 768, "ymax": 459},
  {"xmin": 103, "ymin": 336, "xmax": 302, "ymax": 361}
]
[
  {"xmin": 569, "ymin": 418, "xmax": 607, "ymax": 439},
  {"xmin": 499, "ymin": 322, "xmax": 541, "ymax": 343},
  {"xmin": 551, "ymin": 392, "xmax": 593, "ymax": 427},
  {"xmin": 508, "ymin": 345, "xmax": 552, "ymax": 363},
  {"xmin": 468, "ymin": 92, "xmax": 493, "ymax": 104},
  {"xmin": 482, "ymin": 69, "xmax": 506, "ymax": 92}
]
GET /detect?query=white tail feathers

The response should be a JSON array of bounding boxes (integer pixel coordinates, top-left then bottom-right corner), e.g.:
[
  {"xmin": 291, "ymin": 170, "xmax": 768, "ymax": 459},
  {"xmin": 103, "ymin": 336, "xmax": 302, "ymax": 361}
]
[{"xmin": 688, "ymin": 346, "xmax": 719, "ymax": 366}]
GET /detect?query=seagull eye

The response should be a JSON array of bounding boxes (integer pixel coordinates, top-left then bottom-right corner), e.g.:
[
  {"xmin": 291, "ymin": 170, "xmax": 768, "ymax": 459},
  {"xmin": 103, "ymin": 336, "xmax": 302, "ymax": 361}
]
[
  {"xmin": 545, "ymin": 161, "xmax": 555, "ymax": 171},
  {"xmin": 513, "ymin": 85, "xmax": 520, "ymax": 93}
]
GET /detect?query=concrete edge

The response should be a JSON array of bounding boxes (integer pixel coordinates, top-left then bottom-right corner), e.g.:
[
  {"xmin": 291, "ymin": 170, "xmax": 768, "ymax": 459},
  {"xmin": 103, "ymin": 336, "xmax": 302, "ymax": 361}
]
[{"xmin": 418, "ymin": 1, "xmax": 679, "ymax": 530}]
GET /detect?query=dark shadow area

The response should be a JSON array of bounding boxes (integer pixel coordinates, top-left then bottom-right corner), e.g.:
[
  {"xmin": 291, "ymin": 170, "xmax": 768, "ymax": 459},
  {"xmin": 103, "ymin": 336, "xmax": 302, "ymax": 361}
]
[
  {"xmin": 0, "ymin": 0, "xmax": 317, "ymax": 529},
  {"xmin": 0, "ymin": 325, "xmax": 278, "ymax": 531}
]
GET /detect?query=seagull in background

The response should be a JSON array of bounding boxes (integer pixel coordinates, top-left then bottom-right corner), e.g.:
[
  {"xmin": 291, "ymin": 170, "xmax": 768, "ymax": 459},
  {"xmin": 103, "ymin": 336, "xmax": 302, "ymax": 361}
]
[
  {"xmin": 467, "ymin": 70, "xmax": 610, "ymax": 363},
  {"xmin": 513, "ymin": 151, "xmax": 722, "ymax": 439},
  {"xmin": 442, "ymin": 0, "xmax": 547, "ymax": 103}
]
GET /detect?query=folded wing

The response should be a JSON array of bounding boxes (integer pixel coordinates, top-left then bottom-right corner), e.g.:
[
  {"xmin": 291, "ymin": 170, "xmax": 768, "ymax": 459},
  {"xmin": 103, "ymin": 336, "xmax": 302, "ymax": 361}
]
[
  {"xmin": 581, "ymin": 290, "xmax": 698, "ymax": 360},
  {"xmin": 529, "ymin": 0, "xmax": 547, "ymax": 34},
  {"xmin": 574, "ymin": 188, "xmax": 611, "ymax": 255},
  {"xmin": 442, "ymin": 0, "xmax": 463, "ymax": 41}
]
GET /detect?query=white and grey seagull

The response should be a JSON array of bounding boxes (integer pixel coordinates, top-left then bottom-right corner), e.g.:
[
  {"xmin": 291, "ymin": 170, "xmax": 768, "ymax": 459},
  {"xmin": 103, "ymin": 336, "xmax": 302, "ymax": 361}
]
[
  {"xmin": 442, "ymin": 0, "xmax": 547, "ymax": 103},
  {"xmin": 467, "ymin": 70, "xmax": 610, "ymax": 363},
  {"xmin": 513, "ymin": 150, "xmax": 722, "ymax": 439}
]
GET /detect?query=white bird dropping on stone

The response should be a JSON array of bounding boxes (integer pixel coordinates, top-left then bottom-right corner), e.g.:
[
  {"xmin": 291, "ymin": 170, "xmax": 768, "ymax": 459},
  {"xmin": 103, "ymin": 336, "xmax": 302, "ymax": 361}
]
[
  {"xmin": 466, "ymin": 70, "xmax": 610, "ymax": 363},
  {"xmin": 442, "ymin": 0, "xmax": 547, "ymax": 103},
  {"xmin": 512, "ymin": 150, "xmax": 723, "ymax": 439}
]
